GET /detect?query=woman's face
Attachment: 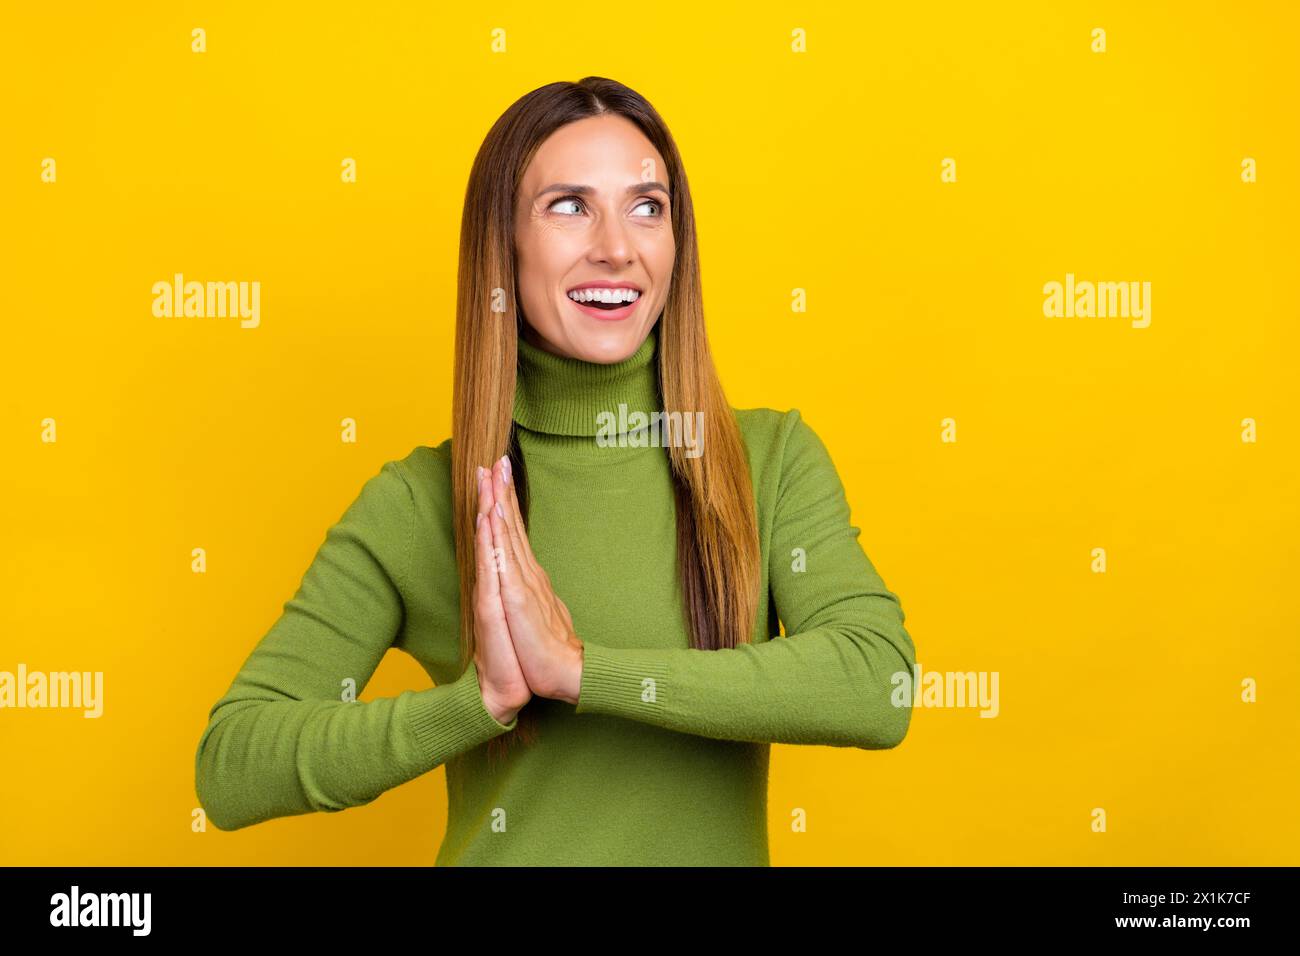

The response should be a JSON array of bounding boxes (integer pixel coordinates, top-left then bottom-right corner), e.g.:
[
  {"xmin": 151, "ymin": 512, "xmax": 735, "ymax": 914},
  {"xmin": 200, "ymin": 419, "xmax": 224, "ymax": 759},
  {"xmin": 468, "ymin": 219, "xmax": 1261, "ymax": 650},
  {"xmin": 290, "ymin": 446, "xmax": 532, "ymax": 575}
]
[{"xmin": 513, "ymin": 114, "xmax": 675, "ymax": 363}]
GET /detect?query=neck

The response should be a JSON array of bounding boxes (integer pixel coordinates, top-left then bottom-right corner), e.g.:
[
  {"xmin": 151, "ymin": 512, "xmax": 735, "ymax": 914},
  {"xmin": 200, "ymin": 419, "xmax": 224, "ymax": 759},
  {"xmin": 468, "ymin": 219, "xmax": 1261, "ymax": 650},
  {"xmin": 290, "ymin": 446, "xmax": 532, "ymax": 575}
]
[{"xmin": 513, "ymin": 325, "xmax": 662, "ymax": 441}]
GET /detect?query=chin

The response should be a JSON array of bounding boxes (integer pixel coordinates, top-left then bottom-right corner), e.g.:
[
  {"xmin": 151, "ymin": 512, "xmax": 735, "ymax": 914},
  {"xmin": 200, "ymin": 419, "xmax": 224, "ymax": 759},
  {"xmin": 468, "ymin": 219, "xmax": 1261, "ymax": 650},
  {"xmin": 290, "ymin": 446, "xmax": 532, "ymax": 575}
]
[{"xmin": 560, "ymin": 323, "xmax": 642, "ymax": 363}]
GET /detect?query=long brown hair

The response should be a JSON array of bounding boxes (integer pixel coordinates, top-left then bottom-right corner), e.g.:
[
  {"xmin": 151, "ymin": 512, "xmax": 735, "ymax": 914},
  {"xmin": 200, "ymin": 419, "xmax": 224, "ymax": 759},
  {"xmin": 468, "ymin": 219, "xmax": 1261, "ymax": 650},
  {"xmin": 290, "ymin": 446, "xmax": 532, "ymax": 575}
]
[{"xmin": 451, "ymin": 77, "xmax": 760, "ymax": 758}]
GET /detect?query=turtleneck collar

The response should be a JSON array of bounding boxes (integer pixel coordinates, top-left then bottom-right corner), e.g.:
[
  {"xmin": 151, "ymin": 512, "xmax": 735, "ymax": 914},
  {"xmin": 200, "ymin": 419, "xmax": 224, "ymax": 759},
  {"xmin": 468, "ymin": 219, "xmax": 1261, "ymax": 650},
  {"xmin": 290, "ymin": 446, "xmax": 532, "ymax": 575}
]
[{"xmin": 513, "ymin": 325, "xmax": 662, "ymax": 438}]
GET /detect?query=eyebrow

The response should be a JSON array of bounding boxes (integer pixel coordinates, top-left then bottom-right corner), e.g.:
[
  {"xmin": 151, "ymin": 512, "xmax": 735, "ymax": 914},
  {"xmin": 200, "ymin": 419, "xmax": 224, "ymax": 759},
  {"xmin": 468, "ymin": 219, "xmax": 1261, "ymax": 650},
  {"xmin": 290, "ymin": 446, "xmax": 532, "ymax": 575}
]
[{"xmin": 534, "ymin": 181, "xmax": 671, "ymax": 202}]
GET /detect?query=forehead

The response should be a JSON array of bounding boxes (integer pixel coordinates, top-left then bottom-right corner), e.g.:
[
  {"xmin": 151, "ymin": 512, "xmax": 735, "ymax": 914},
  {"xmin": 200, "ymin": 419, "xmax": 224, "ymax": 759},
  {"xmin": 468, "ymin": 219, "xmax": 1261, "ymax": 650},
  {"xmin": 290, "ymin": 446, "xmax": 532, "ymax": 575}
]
[{"xmin": 521, "ymin": 115, "xmax": 667, "ymax": 190}]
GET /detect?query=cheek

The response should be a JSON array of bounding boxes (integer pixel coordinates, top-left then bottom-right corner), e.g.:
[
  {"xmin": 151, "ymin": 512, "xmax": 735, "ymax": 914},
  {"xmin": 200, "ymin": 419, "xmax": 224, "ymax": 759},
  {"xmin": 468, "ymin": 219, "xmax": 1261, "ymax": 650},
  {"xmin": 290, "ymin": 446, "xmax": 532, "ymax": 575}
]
[
  {"xmin": 530, "ymin": 226, "xmax": 585, "ymax": 281},
  {"xmin": 517, "ymin": 233, "xmax": 566, "ymax": 299},
  {"xmin": 649, "ymin": 235, "xmax": 676, "ymax": 283}
]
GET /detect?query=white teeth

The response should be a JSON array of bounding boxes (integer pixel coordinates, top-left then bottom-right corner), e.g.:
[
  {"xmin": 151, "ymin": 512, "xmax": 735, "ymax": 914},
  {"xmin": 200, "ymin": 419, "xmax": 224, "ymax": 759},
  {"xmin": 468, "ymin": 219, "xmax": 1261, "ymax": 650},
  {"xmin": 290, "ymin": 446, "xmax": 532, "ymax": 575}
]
[{"xmin": 567, "ymin": 287, "xmax": 641, "ymax": 304}]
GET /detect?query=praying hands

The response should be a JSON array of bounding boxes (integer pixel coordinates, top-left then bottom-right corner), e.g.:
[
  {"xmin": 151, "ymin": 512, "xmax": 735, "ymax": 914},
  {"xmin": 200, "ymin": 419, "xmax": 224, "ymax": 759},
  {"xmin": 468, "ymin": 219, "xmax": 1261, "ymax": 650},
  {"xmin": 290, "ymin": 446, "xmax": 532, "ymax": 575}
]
[{"xmin": 472, "ymin": 456, "xmax": 585, "ymax": 725}]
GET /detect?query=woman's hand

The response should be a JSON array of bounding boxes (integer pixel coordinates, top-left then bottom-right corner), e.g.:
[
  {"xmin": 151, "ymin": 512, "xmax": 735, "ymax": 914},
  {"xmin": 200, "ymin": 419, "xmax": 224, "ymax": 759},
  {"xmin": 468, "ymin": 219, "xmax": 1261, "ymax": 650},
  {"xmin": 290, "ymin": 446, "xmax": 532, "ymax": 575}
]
[
  {"xmin": 472, "ymin": 464, "xmax": 532, "ymax": 725},
  {"xmin": 486, "ymin": 455, "xmax": 585, "ymax": 704}
]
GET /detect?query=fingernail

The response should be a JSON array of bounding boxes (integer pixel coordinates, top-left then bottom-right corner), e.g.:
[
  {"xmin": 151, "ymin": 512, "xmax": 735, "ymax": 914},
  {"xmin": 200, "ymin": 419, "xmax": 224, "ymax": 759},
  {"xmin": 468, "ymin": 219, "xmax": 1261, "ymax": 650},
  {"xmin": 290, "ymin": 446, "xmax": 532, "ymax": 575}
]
[
  {"xmin": 495, "ymin": 501, "xmax": 504, "ymax": 518},
  {"xmin": 476, "ymin": 512, "xmax": 483, "ymax": 528},
  {"xmin": 501, "ymin": 455, "xmax": 511, "ymax": 482},
  {"xmin": 476, "ymin": 465, "xmax": 485, "ymax": 483}
]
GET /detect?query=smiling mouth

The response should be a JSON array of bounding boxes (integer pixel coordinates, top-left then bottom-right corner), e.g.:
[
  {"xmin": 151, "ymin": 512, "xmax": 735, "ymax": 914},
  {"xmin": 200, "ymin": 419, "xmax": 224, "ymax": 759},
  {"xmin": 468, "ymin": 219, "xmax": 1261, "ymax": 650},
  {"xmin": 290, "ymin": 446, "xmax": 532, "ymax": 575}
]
[
  {"xmin": 565, "ymin": 288, "xmax": 642, "ymax": 311},
  {"xmin": 565, "ymin": 290, "xmax": 641, "ymax": 321}
]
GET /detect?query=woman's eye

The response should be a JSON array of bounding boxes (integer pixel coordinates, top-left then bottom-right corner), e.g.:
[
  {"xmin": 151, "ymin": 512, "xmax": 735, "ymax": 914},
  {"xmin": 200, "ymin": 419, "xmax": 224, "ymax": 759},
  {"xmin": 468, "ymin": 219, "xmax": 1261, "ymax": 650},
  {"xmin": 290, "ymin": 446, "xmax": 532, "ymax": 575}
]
[
  {"xmin": 550, "ymin": 197, "xmax": 584, "ymax": 215},
  {"xmin": 548, "ymin": 196, "xmax": 664, "ymax": 217}
]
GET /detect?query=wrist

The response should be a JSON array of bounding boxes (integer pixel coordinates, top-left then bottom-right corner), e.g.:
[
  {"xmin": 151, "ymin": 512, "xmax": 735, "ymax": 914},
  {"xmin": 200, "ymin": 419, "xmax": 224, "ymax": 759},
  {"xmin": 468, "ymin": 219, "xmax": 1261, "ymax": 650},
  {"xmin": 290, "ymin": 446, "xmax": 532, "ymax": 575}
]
[
  {"xmin": 482, "ymin": 689, "xmax": 518, "ymax": 726},
  {"xmin": 565, "ymin": 636, "xmax": 585, "ymax": 705},
  {"xmin": 476, "ymin": 668, "xmax": 517, "ymax": 725}
]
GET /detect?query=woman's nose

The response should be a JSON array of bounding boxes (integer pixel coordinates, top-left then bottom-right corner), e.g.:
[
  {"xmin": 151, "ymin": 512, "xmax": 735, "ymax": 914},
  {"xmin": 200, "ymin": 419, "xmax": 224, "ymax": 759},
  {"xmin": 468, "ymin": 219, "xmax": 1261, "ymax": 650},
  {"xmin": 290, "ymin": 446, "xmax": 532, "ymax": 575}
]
[{"xmin": 590, "ymin": 211, "xmax": 632, "ymax": 263}]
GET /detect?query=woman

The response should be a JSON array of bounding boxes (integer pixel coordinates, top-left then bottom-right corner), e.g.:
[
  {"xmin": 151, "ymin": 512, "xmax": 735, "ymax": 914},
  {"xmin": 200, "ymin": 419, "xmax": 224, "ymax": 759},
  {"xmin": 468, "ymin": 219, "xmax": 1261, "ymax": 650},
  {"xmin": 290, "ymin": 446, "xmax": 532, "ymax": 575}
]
[{"xmin": 194, "ymin": 76, "xmax": 916, "ymax": 866}]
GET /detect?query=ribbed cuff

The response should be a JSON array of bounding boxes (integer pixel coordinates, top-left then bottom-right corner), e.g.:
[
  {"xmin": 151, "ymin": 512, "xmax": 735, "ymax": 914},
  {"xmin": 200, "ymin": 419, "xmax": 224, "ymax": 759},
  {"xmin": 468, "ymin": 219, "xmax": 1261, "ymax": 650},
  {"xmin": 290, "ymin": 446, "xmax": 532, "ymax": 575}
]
[
  {"xmin": 405, "ymin": 660, "xmax": 518, "ymax": 765},
  {"xmin": 574, "ymin": 641, "xmax": 671, "ymax": 718}
]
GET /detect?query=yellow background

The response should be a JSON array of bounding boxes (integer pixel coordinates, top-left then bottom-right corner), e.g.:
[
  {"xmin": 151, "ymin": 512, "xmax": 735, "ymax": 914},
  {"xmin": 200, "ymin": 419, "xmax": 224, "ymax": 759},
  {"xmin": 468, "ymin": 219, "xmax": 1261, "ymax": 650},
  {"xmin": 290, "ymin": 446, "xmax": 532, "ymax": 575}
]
[{"xmin": 2, "ymin": 1, "xmax": 1296, "ymax": 865}]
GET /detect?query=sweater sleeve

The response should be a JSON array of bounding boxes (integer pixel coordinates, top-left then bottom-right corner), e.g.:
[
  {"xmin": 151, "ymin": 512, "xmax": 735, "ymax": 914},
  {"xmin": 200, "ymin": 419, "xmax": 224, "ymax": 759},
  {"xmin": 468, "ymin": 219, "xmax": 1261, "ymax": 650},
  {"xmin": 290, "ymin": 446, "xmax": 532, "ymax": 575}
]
[
  {"xmin": 573, "ymin": 409, "xmax": 916, "ymax": 749},
  {"xmin": 194, "ymin": 459, "xmax": 517, "ymax": 832}
]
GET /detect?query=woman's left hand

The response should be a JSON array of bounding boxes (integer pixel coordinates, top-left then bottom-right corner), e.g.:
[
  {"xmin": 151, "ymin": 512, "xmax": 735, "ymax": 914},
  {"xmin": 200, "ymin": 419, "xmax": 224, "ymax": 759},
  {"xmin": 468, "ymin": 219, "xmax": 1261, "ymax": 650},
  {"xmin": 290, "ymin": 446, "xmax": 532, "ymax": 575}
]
[{"xmin": 486, "ymin": 455, "xmax": 585, "ymax": 704}]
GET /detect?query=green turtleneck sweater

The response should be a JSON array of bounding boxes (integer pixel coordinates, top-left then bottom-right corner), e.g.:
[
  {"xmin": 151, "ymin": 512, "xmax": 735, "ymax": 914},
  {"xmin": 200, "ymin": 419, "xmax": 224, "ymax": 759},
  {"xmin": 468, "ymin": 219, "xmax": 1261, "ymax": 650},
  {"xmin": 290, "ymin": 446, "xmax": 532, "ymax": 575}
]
[{"xmin": 194, "ymin": 326, "xmax": 916, "ymax": 865}]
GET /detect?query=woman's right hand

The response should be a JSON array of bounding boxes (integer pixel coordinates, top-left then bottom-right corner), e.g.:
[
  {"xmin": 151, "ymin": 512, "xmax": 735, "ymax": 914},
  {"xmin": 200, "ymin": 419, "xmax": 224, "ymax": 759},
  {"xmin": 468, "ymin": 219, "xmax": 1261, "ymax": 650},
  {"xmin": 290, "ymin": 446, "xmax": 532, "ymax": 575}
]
[{"xmin": 472, "ymin": 463, "xmax": 532, "ymax": 725}]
